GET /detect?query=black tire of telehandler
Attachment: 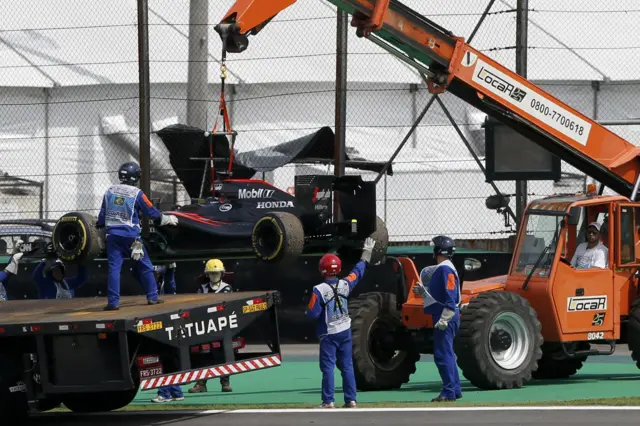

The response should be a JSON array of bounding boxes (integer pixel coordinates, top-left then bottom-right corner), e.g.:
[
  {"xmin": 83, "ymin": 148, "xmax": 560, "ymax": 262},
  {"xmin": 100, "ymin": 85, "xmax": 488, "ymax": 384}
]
[
  {"xmin": 455, "ymin": 291, "xmax": 543, "ymax": 390},
  {"xmin": 626, "ymin": 296, "xmax": 640, "ymax": 368},
  {"xmin": 349, "ymin": 292, "xmax": 420, "ymax": 391},
  {"xmin": 52, "ymin": 211, "xmax": 104, "ymax": 264},
  {"xmin": 0, "ymin": 352, "xmax": 28, "ymax": 419},
  {"xmin": 251, "ymin": 211, "xmax": 305, "ymax": 265},
  {"xmin": 532, "ymin": 342, "xmax": 590, "ymax": 380}
]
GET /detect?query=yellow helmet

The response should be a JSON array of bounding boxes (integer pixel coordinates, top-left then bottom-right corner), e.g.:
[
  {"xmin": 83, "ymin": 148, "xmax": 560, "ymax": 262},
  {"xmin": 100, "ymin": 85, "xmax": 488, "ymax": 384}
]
[{"xmin": 204, "ymin": 258, "xmax": 225, "ymax": 273}]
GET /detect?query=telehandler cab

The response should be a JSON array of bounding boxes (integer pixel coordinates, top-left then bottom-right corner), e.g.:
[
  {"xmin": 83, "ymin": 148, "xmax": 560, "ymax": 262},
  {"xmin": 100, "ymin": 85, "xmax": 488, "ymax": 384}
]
[{"xmin": 400, "ymin": 187, "xmax": 640, "ymax": 389}]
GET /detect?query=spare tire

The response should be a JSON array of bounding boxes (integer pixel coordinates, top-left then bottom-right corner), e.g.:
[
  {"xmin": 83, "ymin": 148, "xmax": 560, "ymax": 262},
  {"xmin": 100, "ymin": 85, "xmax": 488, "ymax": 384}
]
[
  {"xmin": 52, "ymin": 212, "xmax": 104, "ymax": 264},
  {"xmin": 252, "ymin": 211, "xmax": 304, "ymax": 265}
]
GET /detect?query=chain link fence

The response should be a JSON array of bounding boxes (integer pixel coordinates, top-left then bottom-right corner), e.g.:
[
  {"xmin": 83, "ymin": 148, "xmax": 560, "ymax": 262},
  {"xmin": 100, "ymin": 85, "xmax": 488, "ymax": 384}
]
[{"xmin": 1, "ymin": 0, "xmax": 639, "ymax": 249}]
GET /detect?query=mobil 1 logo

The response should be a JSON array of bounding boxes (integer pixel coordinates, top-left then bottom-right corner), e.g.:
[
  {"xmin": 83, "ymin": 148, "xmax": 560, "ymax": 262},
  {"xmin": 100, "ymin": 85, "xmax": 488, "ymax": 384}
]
[
  {"xmin": 239, "ymin": 188, "xmax": 275, "ymax": 199},
  {"xmin": 567, "ymin": 295, "xmax": 607, "ymax": 312}
]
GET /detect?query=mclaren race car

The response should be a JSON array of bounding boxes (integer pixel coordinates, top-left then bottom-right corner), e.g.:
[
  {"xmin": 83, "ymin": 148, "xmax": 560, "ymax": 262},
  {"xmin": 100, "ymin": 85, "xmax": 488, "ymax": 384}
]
[{"xmin": 50, "ymin": 126, "xmax": 390, "ymax": 266}]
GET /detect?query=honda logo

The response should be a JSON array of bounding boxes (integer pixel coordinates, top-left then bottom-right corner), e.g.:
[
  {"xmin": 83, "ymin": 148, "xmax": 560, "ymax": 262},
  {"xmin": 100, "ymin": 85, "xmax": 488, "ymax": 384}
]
[{"xmin": 256, "ymin": 201, "xmax": 294, "ymax": 209}]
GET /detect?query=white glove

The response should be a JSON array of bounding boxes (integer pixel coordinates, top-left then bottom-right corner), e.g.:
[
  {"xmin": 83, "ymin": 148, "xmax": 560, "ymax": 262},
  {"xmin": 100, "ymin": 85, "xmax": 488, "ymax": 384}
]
[
  {"xmin": 4, "ymin": 252, "xmax": 24, "ymax": 275},
  {"xmin": 168, "ymin": 262, "xmax": 176, "ymax": 269},
  {"xmin": 13, "ymin": 239, "xmax": 25, "ymax": 255},
  {"xmin": 160, "ymin": 214, "xmax": 178, "ymax": 226},
  {"xmin": 435, "ymin": 308, "xmax": 456, "ymax": 331},
  {"xmin": 412, "ymin": 283, "xmax": 426, "ymax": 297},
  {"xmin": 130, "ymin": 241, "xmax": 145, "ymax": 261},
  {"xmin": 360, "ymin": 237, "xmax": 376, "ymax": 263}
]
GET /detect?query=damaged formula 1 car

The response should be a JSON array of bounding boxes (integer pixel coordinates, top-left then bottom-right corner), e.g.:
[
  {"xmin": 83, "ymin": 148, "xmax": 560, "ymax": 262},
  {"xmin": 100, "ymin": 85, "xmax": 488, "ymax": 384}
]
[{"xmin": 51, "ymin": 125, "xmax": 391, "ymax": 266}]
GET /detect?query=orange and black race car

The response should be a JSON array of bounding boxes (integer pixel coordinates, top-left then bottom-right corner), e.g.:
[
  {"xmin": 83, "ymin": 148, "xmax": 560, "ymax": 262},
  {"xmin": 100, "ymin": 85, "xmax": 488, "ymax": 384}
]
[{"xmin": 49, "ymin": 126, "xmax": 390, "ymax": 267}]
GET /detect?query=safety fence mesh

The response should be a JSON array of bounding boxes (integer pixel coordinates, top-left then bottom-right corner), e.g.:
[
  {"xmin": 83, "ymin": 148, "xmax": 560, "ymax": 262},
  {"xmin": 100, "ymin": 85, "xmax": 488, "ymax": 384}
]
[{"xmin": 1, "ymin": 0, "xmax": 639, "ymax": 249}]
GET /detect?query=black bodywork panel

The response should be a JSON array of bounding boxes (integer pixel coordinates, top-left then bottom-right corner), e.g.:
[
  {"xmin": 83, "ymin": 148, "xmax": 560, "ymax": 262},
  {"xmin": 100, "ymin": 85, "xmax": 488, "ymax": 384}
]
[
  {"xmin": 146, "ymin": 174, "xmax": 377, "ymax": 260},
  {"xmin": 155, "ymin": 124, "xmax": 393, "ymax": 199}
]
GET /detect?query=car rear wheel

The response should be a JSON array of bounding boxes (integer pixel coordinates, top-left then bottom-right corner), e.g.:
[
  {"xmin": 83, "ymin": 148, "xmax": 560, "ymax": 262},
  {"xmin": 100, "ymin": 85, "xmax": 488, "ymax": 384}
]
[
  {"xmin": 52, "ymin": 212, "xmax": 104, "ymax": 264},
  {"xmin": 368, "ymin": 216, "xmax": 389, "ymax": 265},
  {"xmin": 337, "ymin": 216, "xmax": 389, "ymax": 265},
  {"xmin": 251, "ymin": 211, "xmax": 304, "ymax": 265}
]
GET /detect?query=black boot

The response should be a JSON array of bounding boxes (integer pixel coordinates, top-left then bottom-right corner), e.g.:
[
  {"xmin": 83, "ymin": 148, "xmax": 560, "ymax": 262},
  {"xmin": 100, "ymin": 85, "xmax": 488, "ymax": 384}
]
[
  {"xmin": 431, "ymin": 395, "xmax": 456, "ymax": 402},
  {"xmin": 148, "ymin": 298, "xmax": 165, "ymax": 305}
]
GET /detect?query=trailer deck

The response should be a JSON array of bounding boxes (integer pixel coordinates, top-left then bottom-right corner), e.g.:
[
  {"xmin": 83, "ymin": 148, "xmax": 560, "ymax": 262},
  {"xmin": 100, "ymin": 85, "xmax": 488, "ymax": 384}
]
[
  {"xmin": 0, "ymin": 291, "xmax": 282, "ymax": 416},
  {"xmin": 0, "ymin": 292, "xmax": 272, "ymax": 325}
]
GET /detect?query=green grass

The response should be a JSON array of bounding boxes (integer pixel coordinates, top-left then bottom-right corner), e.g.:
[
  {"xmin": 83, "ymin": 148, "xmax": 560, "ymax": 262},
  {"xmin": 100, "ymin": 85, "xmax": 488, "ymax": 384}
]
[{"xmin": 47, "ymin": 396, "xmax": 640, "ymax": 412}]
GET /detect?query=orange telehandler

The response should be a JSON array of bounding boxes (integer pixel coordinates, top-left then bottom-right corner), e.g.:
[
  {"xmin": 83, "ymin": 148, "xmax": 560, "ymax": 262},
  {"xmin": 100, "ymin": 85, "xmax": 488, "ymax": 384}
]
[{"xmin": 216, "ymin": 0, "xmax": 640, "ymax": 391}]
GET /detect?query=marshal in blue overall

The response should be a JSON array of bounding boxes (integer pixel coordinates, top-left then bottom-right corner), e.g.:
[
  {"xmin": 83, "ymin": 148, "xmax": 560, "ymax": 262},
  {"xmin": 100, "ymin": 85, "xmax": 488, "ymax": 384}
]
[
  {"xmin": 97, "ymin": 162, "xmax": 178, "ymax": 310},
  {"xmin": 413, "ymin": 235, "xmax": 462, "ymax": 402},
  {"xmin": 305, "ymin": 237, "xmax": 375, "ymax": 408}
]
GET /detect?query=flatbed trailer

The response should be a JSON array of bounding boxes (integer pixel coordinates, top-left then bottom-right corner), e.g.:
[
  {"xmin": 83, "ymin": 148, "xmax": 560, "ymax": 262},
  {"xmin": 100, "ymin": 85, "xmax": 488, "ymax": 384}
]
[{"xmin": 0, "ymin": 291, "xmax": 282, "ymax": 417}]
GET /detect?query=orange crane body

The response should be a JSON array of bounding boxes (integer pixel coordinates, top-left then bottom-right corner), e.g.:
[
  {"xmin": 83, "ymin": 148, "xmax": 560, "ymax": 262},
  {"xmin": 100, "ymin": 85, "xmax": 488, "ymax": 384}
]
[{"xmin": 216, "ymin": 0, "xmax": 640, "ymax": 391}]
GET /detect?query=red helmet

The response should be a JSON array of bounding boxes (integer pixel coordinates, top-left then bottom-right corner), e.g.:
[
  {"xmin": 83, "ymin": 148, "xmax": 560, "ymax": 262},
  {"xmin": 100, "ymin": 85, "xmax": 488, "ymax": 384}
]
[{"xmin": 319, "ymin": 253, "xmax": 341, "ymax": 276}]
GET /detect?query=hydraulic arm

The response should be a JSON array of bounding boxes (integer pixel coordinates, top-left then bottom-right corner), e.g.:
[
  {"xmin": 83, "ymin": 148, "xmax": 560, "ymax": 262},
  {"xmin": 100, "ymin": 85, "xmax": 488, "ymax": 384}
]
[{"xmin": 216, "ymin": 0, "xmax": 640, "ymax": 198}]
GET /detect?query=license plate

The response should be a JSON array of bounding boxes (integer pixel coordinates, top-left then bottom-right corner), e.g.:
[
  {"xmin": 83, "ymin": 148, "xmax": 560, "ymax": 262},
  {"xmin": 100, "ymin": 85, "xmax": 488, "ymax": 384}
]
[
  {"xmin": 243, "ymin": 302, "xmax": 267, "ymax": 314},
  {"xmin": 137, "ymin": 321, "xmax": 163, "ymax": 333},
  {"xmin": 139, "ymin": 366, "xmax": 163, "ymax": 378}
]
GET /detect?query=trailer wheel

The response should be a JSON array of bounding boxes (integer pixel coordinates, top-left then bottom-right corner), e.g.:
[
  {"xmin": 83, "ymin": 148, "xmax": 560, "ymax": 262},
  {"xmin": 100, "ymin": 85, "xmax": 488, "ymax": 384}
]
[
  {"xmin": 52, "ymin": 212, "xmax": 104, "ymax": 264},
  {"xmin": 455, "ymin": 290, "xmax": 543, "ymax": 390},
  {"xmin": 62, "ymin": 388, "xmax": 137, "ymax": 413},
  {"xmin": 349, "ymin": 292, "xmax": 420, "ymax": 391},
  {"xmin": 532, "ymin": 342, "xmax": 590, "ymax": 379},
  {"xmin": 252, "ymin": 212, "xmax": 304, "ymax": 265},
  {"xmin": 0, "ymin": 352, "xmax": 28, "ymax": 419},
  {"xmin": 626, "ymin": 296, "xmax": 640, "ymax": 368}
]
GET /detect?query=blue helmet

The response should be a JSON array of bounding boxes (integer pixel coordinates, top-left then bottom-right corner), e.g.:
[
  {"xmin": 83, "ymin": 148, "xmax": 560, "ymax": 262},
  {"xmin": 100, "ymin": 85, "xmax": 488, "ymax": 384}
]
[
  {"xmin": 432, "ymin": 235, "xmax": 455, "ymax": 258},
  {"xmin": 118, "ymin": 162, "xmax": 141, "ymax": 184}
]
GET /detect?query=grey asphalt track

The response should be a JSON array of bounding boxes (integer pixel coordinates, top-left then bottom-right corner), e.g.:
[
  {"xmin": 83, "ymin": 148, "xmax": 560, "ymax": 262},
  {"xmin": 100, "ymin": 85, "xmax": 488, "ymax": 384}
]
[{"xmin": 30, "ymin": 409, "xmax": 640, "ymax": 426}]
